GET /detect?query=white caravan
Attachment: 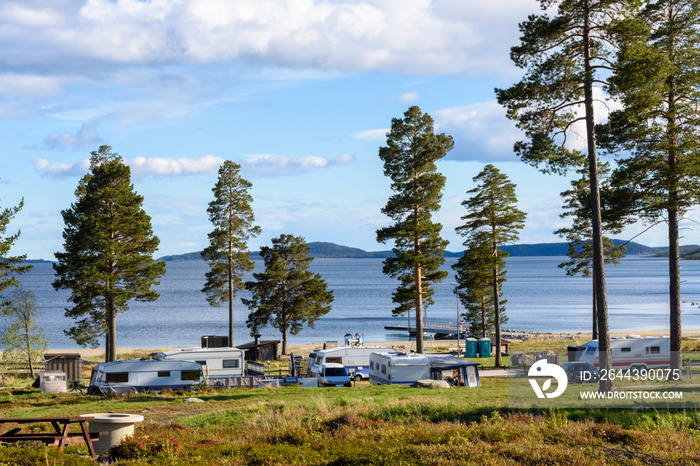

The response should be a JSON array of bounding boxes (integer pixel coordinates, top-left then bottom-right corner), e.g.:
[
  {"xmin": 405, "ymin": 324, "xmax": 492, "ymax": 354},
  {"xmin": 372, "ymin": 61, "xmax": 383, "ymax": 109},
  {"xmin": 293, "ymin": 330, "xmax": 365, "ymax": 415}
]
[
  {"xmin": 369, "ymin": 352, "xmax": 431, "ymax": 385},
  {"xmin": 88, "ymin": 358, "xmax": 204, "ymax": 395},
  {"xmin": 159, "ymin": 347, "xmax": 245, "ymax": 377},
  {"xmin": 577, "ymin": 336, "xmax": 671, "ymax": 370},
  {"xmin": 309, "ymin": 345, "xmax": 395, "ymax": 381}
]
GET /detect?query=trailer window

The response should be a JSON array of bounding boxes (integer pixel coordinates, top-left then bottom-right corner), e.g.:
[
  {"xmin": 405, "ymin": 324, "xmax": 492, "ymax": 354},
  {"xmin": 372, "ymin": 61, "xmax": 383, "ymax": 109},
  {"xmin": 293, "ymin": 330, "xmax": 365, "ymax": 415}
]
[
  {"xmin": 223, "ymin": 359, "xmax": 240, "ymax": 368},
  {"xmin": 195, "ymin": 360, "xmax": 206, "ymax": 366},
  {"xmin": 646, "ymin": 346, "xmax": 660, "ymax": 354},
  {"xmin": 370, "ymin": 361, "xmax": 374, "ymax": 370},
  {"xmin": 181, "ymin": 370, "xmax": 201, "ymax": 381},
  {"xmin": 327, "ymin": 357, "xmax": 342, "ymax": 364},
  {"xmin": 621, "ymin": 347, "xmax": 631, "ymax": 352},
  {"xmin": 157, "ymin": 371, "xmax": 171, "ymax": 377},
  {"xmin": 106, "ymin": 372, "xmax": 128, "ymax": 383},
  {"xmin": 381, "ymin": 364, "xmax": 386, "ymax": 374}
]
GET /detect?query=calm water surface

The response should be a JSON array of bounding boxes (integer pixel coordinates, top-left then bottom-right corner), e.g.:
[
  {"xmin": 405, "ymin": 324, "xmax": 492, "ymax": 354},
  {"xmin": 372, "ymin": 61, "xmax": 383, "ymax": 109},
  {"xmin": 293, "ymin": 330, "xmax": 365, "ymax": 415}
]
[{"xmin": 9, "ymin": 256, "xmax": 700, "ymax": 350}]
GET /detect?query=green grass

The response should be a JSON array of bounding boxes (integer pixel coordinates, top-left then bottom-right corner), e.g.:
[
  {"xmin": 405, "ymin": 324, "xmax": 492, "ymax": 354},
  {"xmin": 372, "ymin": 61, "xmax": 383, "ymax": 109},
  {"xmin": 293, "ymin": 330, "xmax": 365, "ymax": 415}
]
[{"xmin": 2, "ymin": 379, "xmax": 700, "ymax": 465}]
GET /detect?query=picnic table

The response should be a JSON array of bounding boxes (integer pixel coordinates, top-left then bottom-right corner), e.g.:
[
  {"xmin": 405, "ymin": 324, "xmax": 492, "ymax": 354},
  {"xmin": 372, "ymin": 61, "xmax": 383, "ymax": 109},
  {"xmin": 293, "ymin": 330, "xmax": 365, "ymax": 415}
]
[{"xmin": 0, "ymin": 416, "xmax": 102, "ymax": 458}]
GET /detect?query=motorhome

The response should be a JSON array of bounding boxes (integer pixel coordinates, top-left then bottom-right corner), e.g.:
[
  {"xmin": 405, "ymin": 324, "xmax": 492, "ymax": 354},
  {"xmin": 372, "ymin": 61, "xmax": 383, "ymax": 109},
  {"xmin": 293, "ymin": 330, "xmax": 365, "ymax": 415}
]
[
  {"xmin": 158, "ymin": 347, "xmax": 245, "ymax": 377},
  {"xmin": 576, "ymin": 336, "xmax": 671, "ymax": 370},
  {"xmin": 369, "ymin": 352, "xmax": 431, "ymax": 385},
  {"xmin": 309, "ymin": 345, "xmax": 395, "ymax": 381},
  {"xmin": 88, "ymin": 358, "xmax": 204, "ymax": 395}
]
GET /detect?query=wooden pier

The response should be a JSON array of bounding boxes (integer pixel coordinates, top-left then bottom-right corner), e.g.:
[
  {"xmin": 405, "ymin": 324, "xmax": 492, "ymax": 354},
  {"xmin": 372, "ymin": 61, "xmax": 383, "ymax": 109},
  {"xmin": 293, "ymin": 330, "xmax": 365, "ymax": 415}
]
[{"xmin": 384, "ymin": 320, "xmax": 458, "ymax": 336}]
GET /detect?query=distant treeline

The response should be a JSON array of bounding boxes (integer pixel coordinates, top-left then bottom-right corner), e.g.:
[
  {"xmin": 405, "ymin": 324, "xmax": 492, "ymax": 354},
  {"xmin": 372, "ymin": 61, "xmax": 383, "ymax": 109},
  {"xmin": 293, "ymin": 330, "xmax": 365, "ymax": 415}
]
[{"xmin": 156, "ymin": 240, "xmax": 684, "ymax": 261}]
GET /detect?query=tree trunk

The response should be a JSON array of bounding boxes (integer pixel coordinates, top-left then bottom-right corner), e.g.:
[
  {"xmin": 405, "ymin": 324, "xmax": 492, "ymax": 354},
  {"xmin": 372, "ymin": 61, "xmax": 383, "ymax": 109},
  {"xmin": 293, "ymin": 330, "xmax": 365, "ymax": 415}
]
[
  {"xmin": 583, "ymin": 5, "xmax": 611, "ymax": 391},
  {"xmin": 492, "ymin": 263, "xmax": 501, "ymax": 368},
  {"xmin": 666, "ymin": 6, "xmax": 681, "ymax": 372},
  {"xmin": 415, "ymin": 263, "xmax": 423, "ymax": 354},
  {"xmin": 228, "ymin": 261, "xmax": 234, "ymax": 347},
  {"xmin": 669, "ymin": 206, "xmax": 681, "ymax": 371},
  {"xmin": 107, "ymin": 306, "xmax": 117, "ymax": 363},
  {"xmin": 592, "ymin": 278, "xmax": 598, "ymax": 340},
  {"xmin": 282, "ymin": 323, "xmax": 288, "ymax": 356}
]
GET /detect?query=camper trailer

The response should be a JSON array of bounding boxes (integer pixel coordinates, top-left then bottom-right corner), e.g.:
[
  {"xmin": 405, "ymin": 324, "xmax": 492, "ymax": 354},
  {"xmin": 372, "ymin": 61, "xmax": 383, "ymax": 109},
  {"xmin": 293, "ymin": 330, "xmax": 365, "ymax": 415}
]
[
  {"xmin": 88, "ymin": 358, "xmax": 204, "ymax": 395},
  {"xmin": 576, "ymin": 336, "xmax": 671, "ymax": 370},
  {"xmin": 159, "ymin": 347, "xmax": 245, "ymax": 377},
  {"xmin": 369, "ymin": 353, "xmax": 482, "ymax": 386},
  {"xmin": 369, "ymin": 352, "xmax": 431, "ymax": 385},
  {"xmin": 309, "ymin": 345, "xmax": 395, "ymax": 381}
]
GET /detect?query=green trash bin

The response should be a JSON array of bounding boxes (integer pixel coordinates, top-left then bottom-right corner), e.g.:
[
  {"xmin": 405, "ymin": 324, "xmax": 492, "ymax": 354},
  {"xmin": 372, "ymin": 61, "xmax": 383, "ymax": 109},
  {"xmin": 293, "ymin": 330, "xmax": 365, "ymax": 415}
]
[
  {"xmin": 478, "ymin": 338, "xmax": 492, "ymax": 358},
  {"xmin": 465, "ymin": 338, "xmax": 478, "ymax": 358}
]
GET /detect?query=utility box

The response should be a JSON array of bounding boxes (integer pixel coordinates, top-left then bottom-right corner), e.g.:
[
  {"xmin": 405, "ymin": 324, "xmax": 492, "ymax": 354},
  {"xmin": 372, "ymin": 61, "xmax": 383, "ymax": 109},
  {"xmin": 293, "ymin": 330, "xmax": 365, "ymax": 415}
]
[
  {"xmin": 40, "ymin": 371, "xmax": 67, "ymax": 393},
  {"xmin": 201, "ymin": 335, "xmax": 229, "ymax": 348},
  {"xmin": 44, "ymin": 353, "xmax": 82, "ymax": 383}
]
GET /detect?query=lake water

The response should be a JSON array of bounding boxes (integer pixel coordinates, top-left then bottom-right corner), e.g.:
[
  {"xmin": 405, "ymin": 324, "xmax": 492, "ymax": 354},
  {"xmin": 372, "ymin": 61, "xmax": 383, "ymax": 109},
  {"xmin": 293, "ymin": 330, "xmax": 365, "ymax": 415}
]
[{"xmin": 8, "ymin": 256, "xmax": 700, "ymax": 350}]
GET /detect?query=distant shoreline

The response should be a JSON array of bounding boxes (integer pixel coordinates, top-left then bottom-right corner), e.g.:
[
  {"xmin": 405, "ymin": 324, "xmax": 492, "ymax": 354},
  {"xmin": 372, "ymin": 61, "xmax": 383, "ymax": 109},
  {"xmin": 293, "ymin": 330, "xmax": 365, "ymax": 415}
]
[{"xmin": 34, "ymin": 328, "xmax": 700, "ymax": 359}]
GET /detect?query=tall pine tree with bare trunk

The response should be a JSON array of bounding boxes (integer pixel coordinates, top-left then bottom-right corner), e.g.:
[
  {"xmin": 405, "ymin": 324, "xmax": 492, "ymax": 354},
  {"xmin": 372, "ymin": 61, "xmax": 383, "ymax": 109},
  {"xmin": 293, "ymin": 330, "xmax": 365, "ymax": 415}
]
[
  {"xmin": 53, "ymin": 146, "xmax": 165, "ymax": 362},
  {"xmin": 202, "ymin": 161, "xmax": 260, "ymax": 347},
  {"xmin": 601, "ymin": 0, "xmax": 700, "ymax": 373},
  {"xmin": 455, "ymin": 165, "xmax": 525, "ymax": 368},
  {"xmin": 376, "ymin": 106, "xmax": 453, "ymax": 354},
  {"xmin": 495, "ymin": 0, "xmax": 640, "ymax": 390}
]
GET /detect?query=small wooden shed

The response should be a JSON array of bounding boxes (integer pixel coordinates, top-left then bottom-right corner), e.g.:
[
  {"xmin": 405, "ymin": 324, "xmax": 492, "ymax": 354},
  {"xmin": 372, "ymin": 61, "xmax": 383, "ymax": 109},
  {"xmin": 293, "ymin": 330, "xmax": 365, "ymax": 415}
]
[{"xmin": 238, "ymin": 335, "xmax": 280, "ymax": 361}]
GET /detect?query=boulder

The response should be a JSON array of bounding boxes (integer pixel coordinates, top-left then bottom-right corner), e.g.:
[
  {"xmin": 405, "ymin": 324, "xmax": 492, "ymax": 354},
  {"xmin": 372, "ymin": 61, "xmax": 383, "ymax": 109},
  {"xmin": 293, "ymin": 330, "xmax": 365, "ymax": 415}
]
[{"xmin": 412, "ymin": 379, "xmax": 451, "ymax": 388}]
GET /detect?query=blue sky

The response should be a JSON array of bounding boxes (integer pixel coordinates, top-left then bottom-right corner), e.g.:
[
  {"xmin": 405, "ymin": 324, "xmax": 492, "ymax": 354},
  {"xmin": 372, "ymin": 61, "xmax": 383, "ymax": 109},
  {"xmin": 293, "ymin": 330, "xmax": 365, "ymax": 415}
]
[{"xmin": 0, "ymin": 0, "xmax": 686, "ymax": 261}]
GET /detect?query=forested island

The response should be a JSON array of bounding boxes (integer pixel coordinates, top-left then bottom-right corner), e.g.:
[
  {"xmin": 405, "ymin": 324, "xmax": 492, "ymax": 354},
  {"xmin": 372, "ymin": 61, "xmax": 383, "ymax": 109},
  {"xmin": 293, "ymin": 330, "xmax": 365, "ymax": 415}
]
[{"xmin": 157, "ymin": 240, "xmax": 686, "ymax": 261}]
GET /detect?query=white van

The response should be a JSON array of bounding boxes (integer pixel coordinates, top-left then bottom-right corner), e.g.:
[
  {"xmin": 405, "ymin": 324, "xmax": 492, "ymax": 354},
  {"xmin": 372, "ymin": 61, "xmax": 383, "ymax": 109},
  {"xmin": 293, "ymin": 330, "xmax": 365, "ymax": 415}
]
[
  {"xmin": 309, "ymin": 345, "xmax": 395, "ymax": 381},
  {"xmin": 318, "ymin": 363, "xmax": 351, "ymax": 387},
  {"xmin": 159, "ymin": 347, "xmax": 245, "ymax": 377}
]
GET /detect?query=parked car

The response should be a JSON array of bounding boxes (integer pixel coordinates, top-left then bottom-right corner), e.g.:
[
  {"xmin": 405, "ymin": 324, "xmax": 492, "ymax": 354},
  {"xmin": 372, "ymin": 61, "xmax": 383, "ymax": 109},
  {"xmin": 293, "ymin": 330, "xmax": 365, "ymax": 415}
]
[
  {"xmin": 318, "ymin": 363, "xmax": 352, "ymax": 387},
  {"xmin": 561, "ymin": 362, "xmax": 599, "ymax": 383}
]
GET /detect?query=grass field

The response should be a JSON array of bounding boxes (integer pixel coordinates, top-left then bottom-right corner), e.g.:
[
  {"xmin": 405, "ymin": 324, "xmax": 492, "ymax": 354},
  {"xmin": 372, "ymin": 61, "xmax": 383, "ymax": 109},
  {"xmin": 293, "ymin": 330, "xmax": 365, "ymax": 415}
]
[{"xmin": 2, "ymin": 335, "xmax": 700, "ymax": 464}]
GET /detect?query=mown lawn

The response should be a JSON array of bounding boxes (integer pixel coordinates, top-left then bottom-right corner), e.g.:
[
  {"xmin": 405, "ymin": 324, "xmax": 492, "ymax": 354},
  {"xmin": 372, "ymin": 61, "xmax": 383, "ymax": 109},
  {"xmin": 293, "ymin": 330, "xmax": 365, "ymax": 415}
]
[{"xmin": 2, "ymin": 378, "xmax": 700, "ymax": 465}]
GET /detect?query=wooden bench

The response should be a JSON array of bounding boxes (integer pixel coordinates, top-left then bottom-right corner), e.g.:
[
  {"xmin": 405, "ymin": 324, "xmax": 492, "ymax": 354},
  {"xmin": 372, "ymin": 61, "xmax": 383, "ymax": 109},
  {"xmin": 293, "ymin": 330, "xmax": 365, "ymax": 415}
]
[{"xmin": 0, "ymin": 416, "xmax": 103, "ymax": 458}]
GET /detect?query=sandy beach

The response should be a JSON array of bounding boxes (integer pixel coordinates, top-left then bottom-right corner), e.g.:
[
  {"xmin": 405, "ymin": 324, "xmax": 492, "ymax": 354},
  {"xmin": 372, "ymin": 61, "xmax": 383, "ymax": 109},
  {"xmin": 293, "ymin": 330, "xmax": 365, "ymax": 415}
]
[{"xmin": 36, "ymin": 327, "xmax": 700, "ymax": 360}]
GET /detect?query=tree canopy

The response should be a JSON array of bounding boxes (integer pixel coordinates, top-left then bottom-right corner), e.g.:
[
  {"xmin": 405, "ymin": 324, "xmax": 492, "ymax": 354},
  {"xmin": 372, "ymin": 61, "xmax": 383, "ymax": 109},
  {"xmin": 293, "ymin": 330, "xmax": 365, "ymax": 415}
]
[
  {"xmin": 376, "ymin": 106, "xmax": 453, "ymax": 353},
  {"xmin": 53, "ymin": 146, "xmax": 166, "ymax": 362},
  {"xmin": 455, "ymin": 164, "xmax": 525, "ymax": 367},
  {"xmin": 201, "ymin": 160, "xmax": 260, "ymax": 346},
  {"xmin": 244, "ymin": 234, "xmax": 334, "ymax": 355},
  {"xmin": 0, "ymin": 188, "xmax": 32, "ymax": 300}
]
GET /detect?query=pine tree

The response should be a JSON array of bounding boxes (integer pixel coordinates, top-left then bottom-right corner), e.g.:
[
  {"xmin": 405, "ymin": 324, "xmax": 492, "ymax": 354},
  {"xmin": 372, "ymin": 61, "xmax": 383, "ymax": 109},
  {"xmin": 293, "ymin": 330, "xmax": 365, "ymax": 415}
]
[
  {"xmin": 495, "ymin": 0, "xmax": 639, "ymax": 387},
  {"xmin": 456, "ymin": 165, "xmax": 525, "ymax": 367},
  {"xmin": 601, "ymin": 0, "xmax": 700, "ymax": 372},
  {"xmin": 0, "ymin": 188, "xmax": 32, "ymax": 298},
  {"xmin": 554, "ymin": 164, "xmax": 627, "ymax": 339},
  {"xmin": 453, "ymin": 236, "xmax": 508, "ymax": 339},
  {"xmin": 53, "ymin": 146, "xmax": 166, "ymax": 362},
  {"xmin": 376, "ymin": 106, "xmax": 453, "ymax": 353},
  {"xmin": 244, "ymin": 234, "xmax": 333, "ymax": 355},
  {"xmin": 201, "ymin": 161, "xmax": 260, "ymax": 347}
]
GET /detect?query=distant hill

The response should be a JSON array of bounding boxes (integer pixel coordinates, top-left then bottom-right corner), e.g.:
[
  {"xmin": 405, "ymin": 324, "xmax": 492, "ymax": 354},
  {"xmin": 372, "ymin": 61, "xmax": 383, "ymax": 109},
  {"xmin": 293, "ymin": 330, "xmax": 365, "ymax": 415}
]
[
  {"xmin": 652, "ymin": 245, "xmax": 700, "ymax": 259},
  {"xmin": 157, "ymin": 239, "xmax": 667, "ymax": 261}
]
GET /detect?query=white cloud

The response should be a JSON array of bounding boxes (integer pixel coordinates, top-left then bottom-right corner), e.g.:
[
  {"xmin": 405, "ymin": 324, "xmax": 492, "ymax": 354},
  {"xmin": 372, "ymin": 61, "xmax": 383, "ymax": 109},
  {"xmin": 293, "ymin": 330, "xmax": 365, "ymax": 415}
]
[
  {"xmin": 435, "ymin": 100, "xmax": 522, "ymax": 162},
  {"xmin": 32, "ymin": 153, "xmax": 357, "ymax": 178},
  {"xmin": 399, "ymin": 91, "xmax": 419, "ymax": 103},
  {"xmin": 40, "ymin": 120, "xmax": 101, "ymax": 151},
  {"xmin": 128, "ymin": 155, "xmax": 225, "ymax": 176},
  {"xmin": 33, "ymin": 158, "xmax": 90, "ymax": 177},
  {"xmin": 0, "ymin": 74, "xmax": 62, "ymax": 98},
  {"xmin": 0, "ymin": 0, "xmax": 540, "ymax": 75},
  {"xmin": 353, "ymin": 129, "xmax": 388, "ymax": 141},
  {"xmin": 240, "ymin": 153, "xmax": 356, "ymax": 176}
]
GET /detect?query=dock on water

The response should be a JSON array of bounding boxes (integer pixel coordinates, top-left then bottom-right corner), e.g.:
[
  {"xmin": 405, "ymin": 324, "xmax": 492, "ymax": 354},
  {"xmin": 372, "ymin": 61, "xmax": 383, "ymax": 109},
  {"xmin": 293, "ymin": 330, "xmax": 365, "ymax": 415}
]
[{"xmin": 384, "ymin": 320, "xmax": 459, "ymax": 337}]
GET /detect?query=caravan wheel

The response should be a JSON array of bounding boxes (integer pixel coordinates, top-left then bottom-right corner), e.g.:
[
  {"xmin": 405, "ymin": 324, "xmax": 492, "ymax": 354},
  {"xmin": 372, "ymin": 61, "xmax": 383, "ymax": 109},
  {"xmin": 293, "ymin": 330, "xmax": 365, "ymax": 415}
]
[{"xmin": 354, "ymin": 374, "xmax": 363, "ymax": 382}]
